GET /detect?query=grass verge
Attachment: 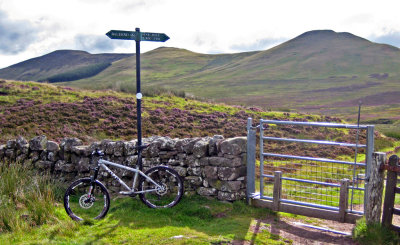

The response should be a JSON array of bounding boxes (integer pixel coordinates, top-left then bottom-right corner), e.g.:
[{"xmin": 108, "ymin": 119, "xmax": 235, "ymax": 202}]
[
  {"xmin": 0, "ymin": 161, "xmax": 60, "ymax": 233},
  {"xmin": 0, "ymin": 194, "xmax": 293, "ymax": 244},
  {"xmin": 353, "ymin": 217, "xmax": 400, "ymax": 245},
  {"xmin": 0, "ymin": 161, "xmax": 289, "ymax": 244}
]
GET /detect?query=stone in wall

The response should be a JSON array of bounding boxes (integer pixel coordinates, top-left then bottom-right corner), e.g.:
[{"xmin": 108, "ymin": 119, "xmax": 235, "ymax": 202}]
[
  {"xmin": 0, "ymin": 135, "xmax": 248, "ymax": 202},
  {"xmin": 193, "ymin": 139, "xmax": 209, "ymax": 158},
  {"xmin": 29, "ymin": 135, "xmax": 47, "ymax": 151},
  {"xmin": 219, "ymin": 137, "xmax": 246, "ymax": 156},
  {"xmin": 61, "ymin": 138, "xmax": 82, "ymax": 151},
  {"xmin": 124, "ymin": 140, "xmax": 137, "ymax": 156},
  {"xmin": 197, "ymin": 187, "xmax": 218, "ymax": 197},
  {"xmin": 47, "ymin": 141, "xmax": 60, "ymax": 152}
]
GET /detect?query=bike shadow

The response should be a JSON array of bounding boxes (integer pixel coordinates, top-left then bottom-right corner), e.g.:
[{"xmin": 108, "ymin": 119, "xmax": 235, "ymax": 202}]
[{"xmin": 86, "ymin": 195, "xmax": 271, "ymax": 243}]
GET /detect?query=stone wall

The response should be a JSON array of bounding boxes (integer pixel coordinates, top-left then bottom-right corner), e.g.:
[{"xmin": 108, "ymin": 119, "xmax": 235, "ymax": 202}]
[{"xmin": 0, "ymin": 135, "xmax": 247, "ymax": 201}]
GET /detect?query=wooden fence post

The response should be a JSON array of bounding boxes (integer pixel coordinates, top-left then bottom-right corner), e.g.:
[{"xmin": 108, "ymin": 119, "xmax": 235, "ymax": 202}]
[
  {"xmin": 339, "ymin": 179, "xmax": 349, "ymax": 222},
  {"xmin": 382, "ymin": 155, "xmax": 399, "ymax": 228},
  {"xmin": 273, "ymin": 171, "xmax": 282, "ymax": 211},
  {"xmin": 365, "ymin": 152, "xmax": 386, "ymax": 224}
]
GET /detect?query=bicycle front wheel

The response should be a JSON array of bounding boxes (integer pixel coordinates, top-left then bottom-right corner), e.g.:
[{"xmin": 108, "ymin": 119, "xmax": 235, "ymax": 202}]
[
  {"xmin": 64, "ymin": 178, "xmax": 110, "ymax": 221},
  {"xmin": 139, "ymin": 166, "xmax": 184, "ymax": 208}
]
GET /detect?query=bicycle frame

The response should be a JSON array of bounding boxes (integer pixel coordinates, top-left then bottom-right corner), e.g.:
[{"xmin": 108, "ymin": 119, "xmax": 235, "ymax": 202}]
[{"xmin": 96, "ymin": 159, "xmax": 162, "ymax": 194}]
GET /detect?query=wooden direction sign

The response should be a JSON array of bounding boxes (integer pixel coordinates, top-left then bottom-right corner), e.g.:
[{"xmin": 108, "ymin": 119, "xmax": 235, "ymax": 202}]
[
  {"xmin": 106, "ymin": 30, "xmax": 169, "ymax": 42},
  {"xmin": 141, "ymin": 32, "xmax": 169, "ymax": 42},
  {"xmin": 106, "ymin": 30, "xmax": 137, "ymax": 40}
]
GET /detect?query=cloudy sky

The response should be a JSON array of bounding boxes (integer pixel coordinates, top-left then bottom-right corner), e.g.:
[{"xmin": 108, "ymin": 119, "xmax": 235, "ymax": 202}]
[{"xmin": 1, "ymin": 0, "xmax": 400, "ymax": 68}]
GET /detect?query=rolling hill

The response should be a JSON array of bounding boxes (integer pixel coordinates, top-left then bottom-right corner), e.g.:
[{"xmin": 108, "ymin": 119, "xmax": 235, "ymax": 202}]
[
  {"xmin": 0, "ymin": 50, "xmax": 133, "ymax": 82},
  {"xmin": 1, "ymin": 30, "xmax": 400, "ymax": 120}
]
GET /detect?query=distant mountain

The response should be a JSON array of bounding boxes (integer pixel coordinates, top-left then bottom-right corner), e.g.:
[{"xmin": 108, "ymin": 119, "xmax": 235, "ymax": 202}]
[
  {"xmin": 1, "ymin": 30, "xmax": 400, "ymax": 120},
  {"xmin": 0, "ymin": 50, "xmax": 133, "ymax": 81}
]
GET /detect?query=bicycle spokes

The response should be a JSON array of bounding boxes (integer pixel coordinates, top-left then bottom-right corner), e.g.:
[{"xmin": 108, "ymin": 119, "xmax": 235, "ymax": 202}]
[
  {"xmin": 139, "ymin": 166, "xmax": 183, "ymax": 208},
  {"xmin": 64, "ymin": 178, "xmax": 110, "ymax": 221}
]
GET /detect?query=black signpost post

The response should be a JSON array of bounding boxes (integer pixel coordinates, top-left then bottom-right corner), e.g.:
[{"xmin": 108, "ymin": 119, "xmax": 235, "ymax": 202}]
[{"xmin": 106, "ymin": 28, "xmax": 169, "ymax": 169}]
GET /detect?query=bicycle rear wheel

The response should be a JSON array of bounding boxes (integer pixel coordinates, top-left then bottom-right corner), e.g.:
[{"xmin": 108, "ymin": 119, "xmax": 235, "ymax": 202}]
[
  {"xmin": 139, "ymin": 166, "xmax": 184, "ymax": 208},
  {"xmin": 64, "ymin": 178, "xmax": 110, "ymax": 221}
]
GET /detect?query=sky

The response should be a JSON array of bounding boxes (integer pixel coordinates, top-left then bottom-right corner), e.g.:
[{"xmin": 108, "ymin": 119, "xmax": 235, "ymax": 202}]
[{"xmin": 1, "ymin": 0, "xmax": 400, "ymax": 68}]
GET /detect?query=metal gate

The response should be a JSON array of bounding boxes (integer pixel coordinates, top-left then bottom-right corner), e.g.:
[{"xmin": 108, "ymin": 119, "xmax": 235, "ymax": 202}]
[{"xmin": 246, "ymin": 118, "xmax": 374, "ymax": 222}]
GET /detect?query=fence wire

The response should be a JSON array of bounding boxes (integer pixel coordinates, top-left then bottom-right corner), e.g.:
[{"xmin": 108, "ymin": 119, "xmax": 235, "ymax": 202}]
[
  {"xmin": 260, "ymin": 122, "xmax": 370, "ymax": 213},
  {"xmin": 262, "ymin": 159, "xmax": 365, "ymax": 212}
]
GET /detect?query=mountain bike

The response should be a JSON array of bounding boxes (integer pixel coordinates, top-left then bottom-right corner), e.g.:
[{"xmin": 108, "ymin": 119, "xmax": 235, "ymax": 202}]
[{"xmin": 63, "ymin": 145, "xmax": 184, "ymax": 221}]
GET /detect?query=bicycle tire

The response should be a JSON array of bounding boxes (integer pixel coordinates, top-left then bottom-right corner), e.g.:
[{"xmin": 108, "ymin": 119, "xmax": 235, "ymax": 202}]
[
  {"xmin": 139, "ymin": 166, "xmax": 184, "ymax": 208},
  {"xmin": 64, "ymin": 178, "xmax": 110, "ymax": 221}
]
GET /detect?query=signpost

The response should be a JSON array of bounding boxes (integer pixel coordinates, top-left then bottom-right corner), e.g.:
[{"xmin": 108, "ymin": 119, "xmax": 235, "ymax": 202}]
[
  {"xmin": 106, "ymin": 27, "xmax": 169, "ymax": 169},
  {"xmin": 106, "ymin": 30, "xmax": 169, "ymax": 42}
]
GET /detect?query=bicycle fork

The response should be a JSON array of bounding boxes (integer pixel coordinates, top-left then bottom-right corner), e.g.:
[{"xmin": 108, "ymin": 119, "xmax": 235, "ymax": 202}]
[{"xmin": 86, "ymin": 166, "xmax": 100, "ymax": 200}]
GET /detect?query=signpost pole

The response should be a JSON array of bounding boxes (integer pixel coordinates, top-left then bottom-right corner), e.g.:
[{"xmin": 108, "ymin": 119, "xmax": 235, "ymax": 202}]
[
  {"xmin": 135, "ymin": 28, "xmax": 142, "ymax": 148},
  {"xmin": 106, "ymin": 27, "xmax": 169, "ymax": 170},
  {"xmin": 135, "ymin": 27, "xmax": 143, "ymax": 170}
]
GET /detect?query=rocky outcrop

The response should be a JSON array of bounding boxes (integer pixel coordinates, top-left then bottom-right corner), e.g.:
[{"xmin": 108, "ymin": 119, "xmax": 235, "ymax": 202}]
[{"xmin": 0, "ymin": 135, "xmax": 247, "ymax": 201}]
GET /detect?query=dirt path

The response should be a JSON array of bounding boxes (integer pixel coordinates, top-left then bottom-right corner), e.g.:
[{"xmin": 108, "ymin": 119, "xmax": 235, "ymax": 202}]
[
  {"xmin": 235, "ymin": 215, "xmax": 357, "ymax": 245},
  {"xmin": 262, "ymin": 216, "xmax": 356, "ymax": 244},
  {"xmin": 250, "ymin": 204, "xmax": 400, "ymax": 244}
]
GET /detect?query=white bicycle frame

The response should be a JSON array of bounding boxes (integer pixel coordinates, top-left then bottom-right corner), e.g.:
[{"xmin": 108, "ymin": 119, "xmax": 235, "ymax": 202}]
[{"xmin": 98, "ymin": 159, "xmax": 162, "ymax": 194}]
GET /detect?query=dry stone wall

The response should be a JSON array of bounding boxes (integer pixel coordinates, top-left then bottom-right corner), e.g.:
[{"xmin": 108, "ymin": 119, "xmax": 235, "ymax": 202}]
[{"xmin": 0, "ymin": 135, "xmax": 247, "ymax": 201}]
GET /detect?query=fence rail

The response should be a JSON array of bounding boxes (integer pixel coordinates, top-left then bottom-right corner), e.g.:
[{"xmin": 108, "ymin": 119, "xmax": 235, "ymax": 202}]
[
  {"xmin": 260, "ymin": 119, "xmax": 374, "ymax": 214},
  {"xmin": 246, "ymin": 117, "xmax": 381, "ymax": 223},
  {"xmin": 263, "ymin": 136, "xmax": 367, "ymax": 148},
  {"xmin": 260, "ymin": 119, "xmax": 370, "ymax": 129}
]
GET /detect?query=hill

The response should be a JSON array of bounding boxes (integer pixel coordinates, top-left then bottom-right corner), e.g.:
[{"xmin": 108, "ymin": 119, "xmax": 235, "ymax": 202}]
[
  {"xmin": 0, "ymin": 50, "xmax": 133, "ymax": 82},
  {"xmin": 3, "ymin": 80, "xmax": 391, "ymax": 159},
  {"xmin": 1, "ymin": 30, "xmax": 400, "ymax": 120}
]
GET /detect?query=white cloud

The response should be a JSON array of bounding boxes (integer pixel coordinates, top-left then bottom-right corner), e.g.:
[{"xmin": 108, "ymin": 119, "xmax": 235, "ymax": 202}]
[
  {"xmin": 370, "ymin": 31, "xmax": 400, "ymax": 47},
  {"xmin": 0, "ymin": 10, "xmax": 39, "ymax": 54},
  {"xmin": 1, "ymin": 0, "xmax": 400, "ymax": 68}
]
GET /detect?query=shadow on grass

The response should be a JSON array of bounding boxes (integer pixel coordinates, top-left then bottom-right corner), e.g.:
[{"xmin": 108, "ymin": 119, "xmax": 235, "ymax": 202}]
[
  {"xmin": 84, "ymin": 222, "xmax": 121, "ymax": 244},
  {"xmin": 96, "ymin": 195, "xmax": 272, "ymax": 242}
]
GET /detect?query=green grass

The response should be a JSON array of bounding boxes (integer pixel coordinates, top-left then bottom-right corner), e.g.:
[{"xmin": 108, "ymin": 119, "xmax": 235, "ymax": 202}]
[
  {"xmin": 0, "ymin": 159, "xmax": 294, "ymax": 244},
  {"xmin": 0, "ymin": 159, "xmax": 295, "ymax": 244},
  {"xmin": 375, "ymin": 120, "xmax": 400, "ymax": 142},
  {"xmin": 1, "ymin": 189, "xmax": 291, "ymax": 244},
  {"xmin": 353, "ymin": 218, "xmax": 400, "ymax": 245},
  {"xmin": 0, "ymin": 161, "xmax": 60, "ymax": 233},
  {"xmin": 3, "ymin": 158, "xmax": 399, "ymax": 245}
]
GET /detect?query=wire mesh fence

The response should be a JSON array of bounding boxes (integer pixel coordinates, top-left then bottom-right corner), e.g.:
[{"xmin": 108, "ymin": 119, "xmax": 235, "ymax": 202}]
[
  {"xmin": 258, "ymin": 119, "xmax": 373, "ymax": 214},
  {"xmin": 261, "ymin": 158, "xmax": 366, "ymax": 212}
]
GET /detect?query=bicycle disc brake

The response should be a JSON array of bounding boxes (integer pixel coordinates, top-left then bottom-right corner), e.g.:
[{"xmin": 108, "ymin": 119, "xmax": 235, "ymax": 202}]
[{"xmin": 79, "ymin": 194, "xmax": 95, "ymax": 209}]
